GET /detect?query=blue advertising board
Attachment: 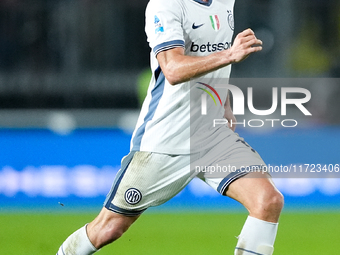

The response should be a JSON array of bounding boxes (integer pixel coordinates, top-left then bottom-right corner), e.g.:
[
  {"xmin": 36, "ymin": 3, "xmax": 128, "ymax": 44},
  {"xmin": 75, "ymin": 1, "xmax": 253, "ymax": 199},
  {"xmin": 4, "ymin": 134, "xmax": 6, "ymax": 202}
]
[{"xmin": 1, "ymin": 127, "xmax": 340, "ymax": 212}]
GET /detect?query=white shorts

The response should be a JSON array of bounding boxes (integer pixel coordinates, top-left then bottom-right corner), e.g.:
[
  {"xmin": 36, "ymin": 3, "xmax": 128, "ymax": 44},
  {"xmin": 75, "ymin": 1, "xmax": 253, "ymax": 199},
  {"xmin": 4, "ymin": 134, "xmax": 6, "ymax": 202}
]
[{"xmin": 104, "ymin": 132, "xmax": 265, "ymax": 216}]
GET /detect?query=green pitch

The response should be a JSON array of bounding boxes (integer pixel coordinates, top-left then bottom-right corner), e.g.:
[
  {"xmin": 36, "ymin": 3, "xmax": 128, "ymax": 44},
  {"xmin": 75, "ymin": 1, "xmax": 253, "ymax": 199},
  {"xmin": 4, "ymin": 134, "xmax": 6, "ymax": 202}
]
[{"xmin": 1, "ymin": 211, "xmax": 339, "ymax": 254}]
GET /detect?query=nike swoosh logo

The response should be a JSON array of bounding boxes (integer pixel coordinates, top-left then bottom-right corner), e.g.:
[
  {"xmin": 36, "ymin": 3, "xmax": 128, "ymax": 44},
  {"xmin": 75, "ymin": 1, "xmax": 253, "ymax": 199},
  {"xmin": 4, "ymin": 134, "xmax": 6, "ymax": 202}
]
[{"xmin": 192, "ymin": 23, "xmax": 204, "ymax": 29}]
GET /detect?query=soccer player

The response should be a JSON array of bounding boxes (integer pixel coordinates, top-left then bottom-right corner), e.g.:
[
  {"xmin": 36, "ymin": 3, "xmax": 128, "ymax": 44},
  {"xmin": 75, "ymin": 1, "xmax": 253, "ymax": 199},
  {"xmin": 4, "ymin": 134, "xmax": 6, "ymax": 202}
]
[{"xmin": 56, "ymin": 0, "xmax": 284, "ymax": 254}]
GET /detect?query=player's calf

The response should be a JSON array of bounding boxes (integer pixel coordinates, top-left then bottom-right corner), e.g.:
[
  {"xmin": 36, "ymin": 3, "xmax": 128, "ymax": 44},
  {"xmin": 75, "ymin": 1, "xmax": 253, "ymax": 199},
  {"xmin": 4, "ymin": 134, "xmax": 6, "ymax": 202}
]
[{"xmin": 56, "ymin": 208, "xmax": 139, "ymax": 254}]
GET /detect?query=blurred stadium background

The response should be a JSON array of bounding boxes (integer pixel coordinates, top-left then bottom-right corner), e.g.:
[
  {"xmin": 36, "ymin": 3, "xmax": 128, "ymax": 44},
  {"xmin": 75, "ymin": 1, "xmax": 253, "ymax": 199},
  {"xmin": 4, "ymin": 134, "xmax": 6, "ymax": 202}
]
[{"xmin": 0, "ymin": 0, "xmax": 340, "ymax": 254}]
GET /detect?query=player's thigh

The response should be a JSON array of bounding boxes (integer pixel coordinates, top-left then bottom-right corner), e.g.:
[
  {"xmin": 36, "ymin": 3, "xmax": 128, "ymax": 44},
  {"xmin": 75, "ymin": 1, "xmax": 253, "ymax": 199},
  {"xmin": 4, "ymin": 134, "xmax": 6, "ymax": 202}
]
[
  {"xmin": 104, "ymin": 151, "xmax": 192, "ymax": 215},
  {"xmin": 196, "ymin": 133, "xmax": 283, "ymax": 221},
  {"xmin": 225, "ymin": 172, "xmax": 283, "ymax": 222},
  {"xmin": 196, "ymin": 132, "xmax": 266, "ymax": 194}
]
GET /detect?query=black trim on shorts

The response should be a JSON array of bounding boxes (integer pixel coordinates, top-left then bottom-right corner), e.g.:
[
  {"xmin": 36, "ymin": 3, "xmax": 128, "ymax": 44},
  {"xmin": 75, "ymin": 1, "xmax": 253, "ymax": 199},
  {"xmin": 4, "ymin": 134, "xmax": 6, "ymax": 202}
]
[
  {"xmin": 217, "ymin": 169, "xmax": 249, "ymax": 195},
  {"xmin": 217, "ymin": 165, "xmax": 265, "ymax": 194},
  {"xmin": 107, "ymin": 204, "xmax": 146, "ymax": 216}
]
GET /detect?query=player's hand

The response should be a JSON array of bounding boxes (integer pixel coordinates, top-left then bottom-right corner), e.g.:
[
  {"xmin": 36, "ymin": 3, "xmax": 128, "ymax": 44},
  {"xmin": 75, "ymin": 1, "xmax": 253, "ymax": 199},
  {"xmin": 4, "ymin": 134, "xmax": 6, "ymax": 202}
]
[
  {"xmin": 228, "ymin": 28, "xmax": 262, "ymax": 63},
  {"xmin": 224, "ymin": 105, "xmax": 237, "ymax": 132}
]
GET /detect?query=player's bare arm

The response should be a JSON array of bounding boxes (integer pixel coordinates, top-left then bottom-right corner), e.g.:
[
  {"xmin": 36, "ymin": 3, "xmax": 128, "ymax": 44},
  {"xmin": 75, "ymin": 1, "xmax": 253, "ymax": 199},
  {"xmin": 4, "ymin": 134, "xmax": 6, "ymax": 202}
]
[{"xmin": 157, "ymin": 28, "xmax": 262, "ymax": 85}]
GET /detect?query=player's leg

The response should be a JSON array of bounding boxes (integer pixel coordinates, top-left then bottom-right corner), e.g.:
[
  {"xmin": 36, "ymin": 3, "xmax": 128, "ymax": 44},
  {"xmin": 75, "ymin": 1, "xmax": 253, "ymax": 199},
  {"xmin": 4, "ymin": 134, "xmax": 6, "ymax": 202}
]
[
  {"xmin": 225, "ymin": 172, "xmax": 283, "ymax": 255},
  {"xmin": 87, "ymin": 207, "xmax": 140, "ymax": 248},
  {"xmin": 197, "ymin": 133, "xmax": 283, "ymax": 255},
  {"xmin": 57, "ymin": 151, "xmax": 194, "ymax": 254},
  {"xmin": 226, "ymin": 172, "xmax": 283, "ymax": 222},
  {"xmin": 56, "ymin": 207, "xmax": 139, "ymax": 255}
]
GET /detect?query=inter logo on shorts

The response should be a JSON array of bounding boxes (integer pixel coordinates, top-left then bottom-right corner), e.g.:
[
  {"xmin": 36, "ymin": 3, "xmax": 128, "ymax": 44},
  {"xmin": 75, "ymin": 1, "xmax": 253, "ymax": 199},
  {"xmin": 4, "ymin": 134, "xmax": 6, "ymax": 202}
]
[{"xmin": 125, "ymin": 188, "xmax": 142, "ymax": 205}]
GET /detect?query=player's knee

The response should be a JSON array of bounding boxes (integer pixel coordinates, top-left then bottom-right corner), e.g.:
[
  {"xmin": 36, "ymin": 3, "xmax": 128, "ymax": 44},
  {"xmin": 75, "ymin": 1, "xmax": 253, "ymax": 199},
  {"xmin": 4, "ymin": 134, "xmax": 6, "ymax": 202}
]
[
  {"xmin": 92, "ymin": 222, "xmax": 127, "ymax": 248},
  {"xmin": 252, "ymin": 189, "xmax": 284, "ymax": 221},
  {"xmin": 103, "ymin": 225, "xmax": 126, "ymax": 243},
  {"xmin": 88, "ymin": 211, "xmax": 137, "ymax": 248},
  {"xmin": 266, "ymin": 190, "xmax": 284, "ymax": 213}
]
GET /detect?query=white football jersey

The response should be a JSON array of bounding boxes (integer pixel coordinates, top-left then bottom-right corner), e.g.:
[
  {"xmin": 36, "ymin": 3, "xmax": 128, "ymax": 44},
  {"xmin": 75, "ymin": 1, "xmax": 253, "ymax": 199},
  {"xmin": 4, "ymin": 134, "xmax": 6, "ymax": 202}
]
[{"xmin": 131, "ymin": 0, "xmax": 235, "ymax": 154}]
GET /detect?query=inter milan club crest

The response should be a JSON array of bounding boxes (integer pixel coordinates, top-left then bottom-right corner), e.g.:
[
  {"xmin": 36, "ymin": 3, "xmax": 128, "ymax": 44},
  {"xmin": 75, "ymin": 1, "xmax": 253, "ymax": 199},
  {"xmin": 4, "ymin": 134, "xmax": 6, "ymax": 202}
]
[
  {"xmin": 209, "ymin": 15, "xmax": 220, "ymax": 31},
  {"xmin": 125, "ymin": 188, "xmax": 142, "ymax": 205},
  {"xmin": 227, "ymin": 10, "xmax": 234, "ymax": 31}
]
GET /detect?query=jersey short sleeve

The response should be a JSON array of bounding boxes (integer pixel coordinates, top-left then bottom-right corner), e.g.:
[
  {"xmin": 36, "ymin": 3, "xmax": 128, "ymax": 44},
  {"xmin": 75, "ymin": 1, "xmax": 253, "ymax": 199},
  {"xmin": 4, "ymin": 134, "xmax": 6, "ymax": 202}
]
[{"xmin": 145, "ymin": 0, "xmax": 185, "ymax": 56}]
